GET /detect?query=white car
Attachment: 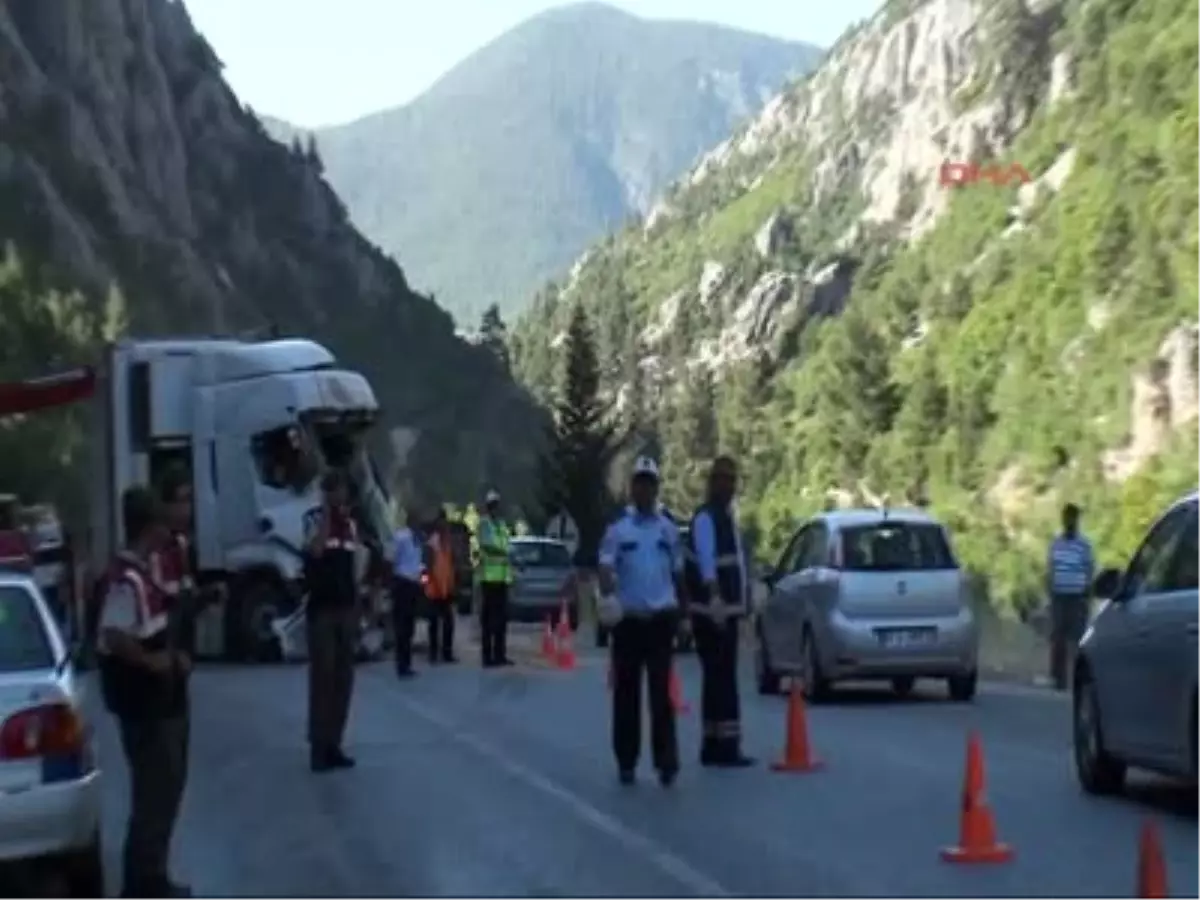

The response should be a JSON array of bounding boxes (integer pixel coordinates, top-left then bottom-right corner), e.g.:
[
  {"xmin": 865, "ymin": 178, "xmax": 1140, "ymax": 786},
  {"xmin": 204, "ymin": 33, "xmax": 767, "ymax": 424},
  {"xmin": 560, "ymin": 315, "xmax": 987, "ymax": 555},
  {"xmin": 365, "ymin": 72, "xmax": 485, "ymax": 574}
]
[{"xmin": 0, "ymin": 573, "xmax": 103, "ymax": 896}]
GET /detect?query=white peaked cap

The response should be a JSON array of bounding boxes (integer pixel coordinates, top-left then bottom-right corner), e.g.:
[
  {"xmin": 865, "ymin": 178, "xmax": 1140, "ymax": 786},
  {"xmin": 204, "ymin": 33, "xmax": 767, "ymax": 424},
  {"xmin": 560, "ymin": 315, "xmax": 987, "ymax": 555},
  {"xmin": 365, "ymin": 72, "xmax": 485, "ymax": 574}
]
[
  {"xmin": 632, "ymin": 456, "xmax": 660, "ymax": 479},
  {"xmin": 485, "ymin": 489, "xmax": 501, "ymax": 503}
]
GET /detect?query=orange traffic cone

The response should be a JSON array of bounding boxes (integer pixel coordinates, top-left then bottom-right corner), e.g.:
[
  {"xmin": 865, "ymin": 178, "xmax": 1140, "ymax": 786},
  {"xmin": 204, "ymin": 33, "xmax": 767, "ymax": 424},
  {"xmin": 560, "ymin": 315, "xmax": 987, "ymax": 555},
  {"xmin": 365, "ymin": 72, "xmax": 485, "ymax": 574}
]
[
  {"xmin": 541, "ymin": 615, "xmax": 556, "ymax": 660},
  {"xmin": 554, "ymin": 607, "xmax": 576, "ymax": 671},
  {"xmin": 1136, "ymin": 819, "xmax": 1168, "ymax": 898},
  {"xmin": 668, "ymin": 665, "xmax": 691, "ymax": 714},
  {"xmin": 770, "ymin": 682, "xmax": 823, "ymax": 773},
  {"xmin": 940, "ymin": 731, "xmax": 1013, "ymax": 863}
]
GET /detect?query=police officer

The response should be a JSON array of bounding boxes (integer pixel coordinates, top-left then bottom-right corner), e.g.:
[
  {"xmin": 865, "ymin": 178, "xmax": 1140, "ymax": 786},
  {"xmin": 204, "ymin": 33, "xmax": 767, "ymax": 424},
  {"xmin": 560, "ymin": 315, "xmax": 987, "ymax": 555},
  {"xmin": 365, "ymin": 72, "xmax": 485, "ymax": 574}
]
[
  {"xmin": 304, "ymin": 470, "xmax": 360, "ymax": 772},
  {"xmin": 597, "ymin": 456, "xmax": 685, "ymax": 786},
  {"xmin": 390, "ymin": 507, "xmax": 423, "ymax": 678},
  {"xmin": 477, "ymin": 489, "xmax": 513, "ymax": 667},
  {"xmin": 686, "ymin": 456, "xmax": 755, "ymax": 768},
  {"xmin": 96, "ymin": 486, "xmax": 192, "ymax": 898}
]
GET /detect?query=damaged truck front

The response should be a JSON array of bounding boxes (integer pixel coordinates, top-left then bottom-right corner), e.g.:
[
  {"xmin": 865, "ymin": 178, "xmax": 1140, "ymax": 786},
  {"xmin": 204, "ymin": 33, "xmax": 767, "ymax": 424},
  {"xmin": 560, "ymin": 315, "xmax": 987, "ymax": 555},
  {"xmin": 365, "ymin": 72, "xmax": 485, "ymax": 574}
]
[{"xmin": 88, "ymin": 337, "xmax": 394, "ymax": 662}]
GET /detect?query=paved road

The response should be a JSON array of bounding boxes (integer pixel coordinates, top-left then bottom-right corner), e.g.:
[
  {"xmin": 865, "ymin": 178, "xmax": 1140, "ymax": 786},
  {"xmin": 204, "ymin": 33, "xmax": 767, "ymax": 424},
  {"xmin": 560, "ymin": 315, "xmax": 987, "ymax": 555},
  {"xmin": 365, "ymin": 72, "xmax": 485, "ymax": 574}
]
[{"xmin": 89, "ymin": 634, "xmax": 1197, "ymax": 897}]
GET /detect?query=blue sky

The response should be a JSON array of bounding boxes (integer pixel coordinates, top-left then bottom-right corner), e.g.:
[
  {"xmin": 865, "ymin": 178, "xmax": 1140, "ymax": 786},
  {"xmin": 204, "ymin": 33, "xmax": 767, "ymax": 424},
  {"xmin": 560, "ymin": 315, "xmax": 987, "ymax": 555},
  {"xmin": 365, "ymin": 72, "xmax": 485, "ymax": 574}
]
[{"xmin": 184, "ymin": 0, "xmax": 883, "ymax": 128}]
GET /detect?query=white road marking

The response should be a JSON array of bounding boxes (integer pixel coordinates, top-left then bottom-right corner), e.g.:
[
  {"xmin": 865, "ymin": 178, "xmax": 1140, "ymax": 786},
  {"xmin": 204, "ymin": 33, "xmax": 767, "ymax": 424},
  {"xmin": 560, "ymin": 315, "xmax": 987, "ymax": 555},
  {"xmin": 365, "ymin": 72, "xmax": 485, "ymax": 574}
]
[
  {"xmin": 980, "ymin": 680, "xmax": 1071, "ymax": 703},
  {"xmin": 394, "ymin": 691, "xmax": 734, "ymax": 897}
]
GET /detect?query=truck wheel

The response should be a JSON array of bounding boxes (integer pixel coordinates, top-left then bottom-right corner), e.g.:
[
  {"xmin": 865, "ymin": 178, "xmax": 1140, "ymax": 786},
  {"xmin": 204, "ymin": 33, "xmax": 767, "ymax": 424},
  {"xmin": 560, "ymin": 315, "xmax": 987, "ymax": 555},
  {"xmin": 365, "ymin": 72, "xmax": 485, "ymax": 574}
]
[{"xmin": 236, "ymin": 577, "xmax": 288, "ymax": 663}]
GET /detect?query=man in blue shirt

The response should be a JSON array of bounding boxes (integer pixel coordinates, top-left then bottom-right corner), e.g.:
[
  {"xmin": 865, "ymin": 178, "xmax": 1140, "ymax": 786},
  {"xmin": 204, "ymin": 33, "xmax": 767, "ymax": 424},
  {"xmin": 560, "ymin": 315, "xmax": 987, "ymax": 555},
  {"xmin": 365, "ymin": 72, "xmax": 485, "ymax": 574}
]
[
  {"xmin": 598, "ymin": 456, "xmax": 686, "ymax": 787},
  {"xmin": 685, "ymin": 456, "xmax": 754, "ymax": 768},
  {"xmin": 1046, "ymin": 503, "xmax": 1094, "ymax": 690},
  {"xmin": 390, "ymin": 508, "xmax": 424, "ymax": 679}
]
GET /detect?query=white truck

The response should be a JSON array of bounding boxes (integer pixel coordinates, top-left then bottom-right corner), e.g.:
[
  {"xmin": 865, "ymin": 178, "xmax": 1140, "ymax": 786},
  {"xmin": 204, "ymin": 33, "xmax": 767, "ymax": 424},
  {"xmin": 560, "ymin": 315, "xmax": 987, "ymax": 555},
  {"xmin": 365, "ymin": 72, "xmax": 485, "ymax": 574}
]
[{"xmin": 87, "ymin": 337, "xmax": 394, "ymax": 661}]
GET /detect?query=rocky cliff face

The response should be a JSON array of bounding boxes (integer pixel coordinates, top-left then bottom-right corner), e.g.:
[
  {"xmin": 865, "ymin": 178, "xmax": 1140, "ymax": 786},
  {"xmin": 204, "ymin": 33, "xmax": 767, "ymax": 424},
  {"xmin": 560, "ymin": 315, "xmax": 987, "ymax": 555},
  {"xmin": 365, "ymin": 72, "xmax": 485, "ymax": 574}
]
[
  {"xmin": 512, "ymin": 0, "xmax": 1198, "ymax": 606},
  {"xmin": 0, "ymin": 0, "xmax": 543, "ymax": 504}
]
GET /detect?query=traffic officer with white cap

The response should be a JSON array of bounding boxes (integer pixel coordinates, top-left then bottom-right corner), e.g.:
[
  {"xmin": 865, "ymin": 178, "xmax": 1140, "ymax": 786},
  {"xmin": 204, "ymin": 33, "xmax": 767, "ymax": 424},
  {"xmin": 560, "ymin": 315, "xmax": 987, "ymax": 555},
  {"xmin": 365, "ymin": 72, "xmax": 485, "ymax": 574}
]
[{"xmin": 597, "ymin": 456, "xmax": 686, "ymax": 786}]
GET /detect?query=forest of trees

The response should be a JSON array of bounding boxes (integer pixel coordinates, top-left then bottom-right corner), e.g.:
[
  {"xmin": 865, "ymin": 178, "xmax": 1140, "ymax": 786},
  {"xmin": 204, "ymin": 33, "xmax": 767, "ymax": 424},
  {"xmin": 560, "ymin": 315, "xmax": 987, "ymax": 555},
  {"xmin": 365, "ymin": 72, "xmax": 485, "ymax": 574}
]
[
  {"xmin": 0, "ymin": 245, "xmax": 127, "ymax": 527},
  {"xmin": 511, "ymin": 0, "xmax": 1200, "ymax": 615}
]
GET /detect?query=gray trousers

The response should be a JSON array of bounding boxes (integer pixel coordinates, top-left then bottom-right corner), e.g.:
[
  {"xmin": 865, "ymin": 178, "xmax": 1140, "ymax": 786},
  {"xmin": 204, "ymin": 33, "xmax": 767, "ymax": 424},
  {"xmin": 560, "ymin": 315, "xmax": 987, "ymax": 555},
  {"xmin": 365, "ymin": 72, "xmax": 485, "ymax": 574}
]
[
  {"xmin": 1049, "ymin": 593, "xmax": 1089, "ymax": 689},
  {"xmin": 119, "ymin": 713, "xmax": 189, "ymax": 895},
  {"xmin": 307, "ymin": 606, "xmax": 358, "ymax": 750}
]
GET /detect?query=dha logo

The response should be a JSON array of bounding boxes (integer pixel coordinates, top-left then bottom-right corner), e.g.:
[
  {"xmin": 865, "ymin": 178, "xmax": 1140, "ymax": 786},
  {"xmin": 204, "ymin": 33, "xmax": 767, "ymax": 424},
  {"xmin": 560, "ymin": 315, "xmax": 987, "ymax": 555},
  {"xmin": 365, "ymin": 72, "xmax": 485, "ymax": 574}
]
[{"xmin": 939, "ymin": 160, "xmax": 1032, "ymax": 188}]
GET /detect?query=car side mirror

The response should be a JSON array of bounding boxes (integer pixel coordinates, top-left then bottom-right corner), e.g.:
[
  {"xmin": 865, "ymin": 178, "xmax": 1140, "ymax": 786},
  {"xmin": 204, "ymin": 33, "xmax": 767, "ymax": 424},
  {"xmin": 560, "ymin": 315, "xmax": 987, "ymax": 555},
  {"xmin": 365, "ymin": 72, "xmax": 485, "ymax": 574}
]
[
  {"xmin": 756, "ymin": 563, "xmax": 777, "ymax": 587},
  {"xmin": 1093, "ymin": 567, "xmax": 1122, "ymax": 600}
]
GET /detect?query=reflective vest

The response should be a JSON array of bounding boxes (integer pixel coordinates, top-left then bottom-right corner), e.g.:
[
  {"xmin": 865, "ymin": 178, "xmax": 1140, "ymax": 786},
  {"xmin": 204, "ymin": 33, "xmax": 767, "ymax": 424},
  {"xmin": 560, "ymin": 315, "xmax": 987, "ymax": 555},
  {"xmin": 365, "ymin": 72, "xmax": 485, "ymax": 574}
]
[
  {"xmin": 150, "ymin": 532, "xmax": 196, "ymax": 598},
  {"xmin": 685, "ymin": 502, "xmax": 745, "ymax": 618},
  {"xmin": 427, "ymin": 533, "xmax": 455, "ymax": 600},
  {"xmin": 305, "ymin": 511, "xmax": 359, "ymax": 610},
  {"xmin": 97, "ymin": 552, "xmax": 184, "ymax": 719},
  {"xmin": 478, "ymin": 518, "xmax": 511, "ymax": 584}
]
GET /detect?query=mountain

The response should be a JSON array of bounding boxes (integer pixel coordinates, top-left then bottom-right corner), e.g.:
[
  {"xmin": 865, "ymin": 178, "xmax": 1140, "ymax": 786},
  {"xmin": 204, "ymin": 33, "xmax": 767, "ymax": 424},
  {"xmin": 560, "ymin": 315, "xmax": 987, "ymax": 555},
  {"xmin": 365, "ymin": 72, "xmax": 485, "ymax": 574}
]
[
  {"xmin": 0, "ymin": 0, "xmax": 544, "ymax": 519},
  {"xmin": 511, "ymin": 0, "xmax": 1199, "ymax": 614},
  {"xmin": 279, "ymin": 3, "xmax": 822, "ymax": 324}
]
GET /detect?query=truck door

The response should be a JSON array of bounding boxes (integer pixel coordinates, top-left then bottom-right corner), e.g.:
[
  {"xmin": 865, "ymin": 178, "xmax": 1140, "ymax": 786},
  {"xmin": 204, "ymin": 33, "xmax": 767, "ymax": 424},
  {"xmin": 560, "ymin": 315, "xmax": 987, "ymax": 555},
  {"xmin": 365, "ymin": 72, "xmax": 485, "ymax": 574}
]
[{"xmin": 191, "ymin": 387, "xmax": 219, "ymax": 570}]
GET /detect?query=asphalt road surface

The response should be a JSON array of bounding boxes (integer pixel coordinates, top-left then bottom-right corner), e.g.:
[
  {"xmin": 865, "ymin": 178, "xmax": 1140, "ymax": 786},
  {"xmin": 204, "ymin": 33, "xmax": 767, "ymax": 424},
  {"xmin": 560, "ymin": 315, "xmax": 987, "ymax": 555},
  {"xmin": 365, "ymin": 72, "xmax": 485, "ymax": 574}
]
[{"xmin": 88, "ymin": 632, "xmax": 1197, "ymax": 897}]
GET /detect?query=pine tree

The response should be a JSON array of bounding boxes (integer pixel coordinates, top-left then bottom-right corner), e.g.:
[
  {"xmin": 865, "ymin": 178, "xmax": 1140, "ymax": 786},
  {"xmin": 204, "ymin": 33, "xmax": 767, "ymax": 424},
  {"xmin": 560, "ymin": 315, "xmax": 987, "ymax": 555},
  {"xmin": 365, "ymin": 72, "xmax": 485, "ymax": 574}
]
[
  {"xmin": 538, "ymin": 304, "xmax": 618, "ymax": 564},
  {"xmin": 478, "ymin": 303, "xmax": 511, "ymax": 373}
]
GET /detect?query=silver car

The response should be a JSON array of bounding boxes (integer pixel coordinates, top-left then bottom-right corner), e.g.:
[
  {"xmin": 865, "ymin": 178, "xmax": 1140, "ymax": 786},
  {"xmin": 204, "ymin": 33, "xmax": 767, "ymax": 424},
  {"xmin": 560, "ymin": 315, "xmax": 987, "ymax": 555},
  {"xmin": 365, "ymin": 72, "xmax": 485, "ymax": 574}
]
[
  {"xmin": 1073, "ymin": 491, "xmax": 1198, "ymax": 794},
  {"xmin": 0, "ymin": 573, "xmax": 103, "ymax": 896},
  {"xmin": 754, "ymin": 507, "xmax": 979, "ymax": 702},
  {"xmin": 507, "ymin": 537, "xmax": 577, "ymax": 628}
]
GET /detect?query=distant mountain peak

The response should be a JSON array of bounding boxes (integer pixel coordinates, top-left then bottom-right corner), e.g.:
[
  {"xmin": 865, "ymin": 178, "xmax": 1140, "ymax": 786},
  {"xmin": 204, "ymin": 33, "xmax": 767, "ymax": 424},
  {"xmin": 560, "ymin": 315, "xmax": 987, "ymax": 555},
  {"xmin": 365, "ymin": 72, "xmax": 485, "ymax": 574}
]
[{"xmin": 293, "ymin": 10, "xmax": 821, "ymax": 323}]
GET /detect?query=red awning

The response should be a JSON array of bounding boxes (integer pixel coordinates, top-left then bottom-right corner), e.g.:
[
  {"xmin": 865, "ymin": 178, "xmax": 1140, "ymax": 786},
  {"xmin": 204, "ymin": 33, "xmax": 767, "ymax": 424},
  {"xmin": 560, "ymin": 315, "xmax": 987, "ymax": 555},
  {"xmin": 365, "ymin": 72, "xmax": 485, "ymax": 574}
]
[{"xmin": 0, "ymin": 367, "xmax": 96, "ymax": 417}]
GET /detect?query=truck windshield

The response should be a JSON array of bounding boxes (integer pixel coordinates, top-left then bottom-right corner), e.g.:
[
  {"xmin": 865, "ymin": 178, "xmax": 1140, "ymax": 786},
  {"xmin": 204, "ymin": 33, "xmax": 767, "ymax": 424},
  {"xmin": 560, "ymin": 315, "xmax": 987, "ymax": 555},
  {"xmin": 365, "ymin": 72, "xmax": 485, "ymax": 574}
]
[{"xmin": 252, "ymin": 426, "xmax": 320, "ymax": 493}]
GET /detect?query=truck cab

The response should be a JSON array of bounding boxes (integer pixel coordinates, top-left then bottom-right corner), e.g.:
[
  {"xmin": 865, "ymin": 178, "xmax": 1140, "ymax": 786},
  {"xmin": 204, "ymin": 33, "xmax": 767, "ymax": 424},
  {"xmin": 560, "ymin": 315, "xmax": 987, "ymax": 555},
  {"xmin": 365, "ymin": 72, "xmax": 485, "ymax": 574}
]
[{"xmin": 88, "ymin": 337, "xmax": 393, "ymax": 660}]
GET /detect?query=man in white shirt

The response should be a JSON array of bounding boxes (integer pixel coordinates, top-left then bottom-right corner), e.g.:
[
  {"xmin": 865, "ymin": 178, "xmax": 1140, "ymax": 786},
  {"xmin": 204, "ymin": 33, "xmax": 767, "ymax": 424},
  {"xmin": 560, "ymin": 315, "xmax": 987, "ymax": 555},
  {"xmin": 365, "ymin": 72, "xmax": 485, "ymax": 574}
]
[{"xmin": 391, "ymin": 509, "xmax": 424, "ymax": 678}]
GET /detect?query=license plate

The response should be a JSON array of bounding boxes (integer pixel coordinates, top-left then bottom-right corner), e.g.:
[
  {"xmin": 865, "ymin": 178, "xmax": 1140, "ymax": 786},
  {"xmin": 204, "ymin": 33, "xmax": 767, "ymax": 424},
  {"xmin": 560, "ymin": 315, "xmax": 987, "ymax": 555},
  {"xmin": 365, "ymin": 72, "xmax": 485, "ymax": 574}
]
[{"xmin": 879, "ymin": 628, "xmax": 935, "ymax": 649}]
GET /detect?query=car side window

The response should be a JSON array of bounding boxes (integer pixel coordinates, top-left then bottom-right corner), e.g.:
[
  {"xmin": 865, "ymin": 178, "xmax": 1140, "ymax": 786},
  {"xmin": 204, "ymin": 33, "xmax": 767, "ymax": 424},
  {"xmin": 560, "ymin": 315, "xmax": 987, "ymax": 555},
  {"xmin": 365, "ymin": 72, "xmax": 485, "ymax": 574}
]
[
  {"xmin": 801, "ymin": 524, "xmax": 829, "ymax": 569},
  {"xmin": 777, "ymin": 526, "xmax": 810, "ymax": 575},
  {"xmin": 1158, "ymin": 508, "xmax": 1198, "ymax": 593},
  {"xmin": 1124, "ymin": 505, "xmax": 1194, "ymax": 598}
]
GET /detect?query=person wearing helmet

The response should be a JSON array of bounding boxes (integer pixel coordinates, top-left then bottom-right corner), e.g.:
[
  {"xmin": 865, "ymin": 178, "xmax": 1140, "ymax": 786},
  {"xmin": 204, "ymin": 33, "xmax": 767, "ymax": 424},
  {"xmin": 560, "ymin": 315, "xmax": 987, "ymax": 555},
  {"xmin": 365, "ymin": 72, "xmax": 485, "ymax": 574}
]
[
  {"xmin": 686, "ymin": 455, "xmax": 755, "ymax": 768},
  {"xmin": 477, "ymin": 489, "xmax": 514, "ymax": 667},
  {"xmin": 597, "ymin": 456, "xmax": 686, "ymax": 787}
]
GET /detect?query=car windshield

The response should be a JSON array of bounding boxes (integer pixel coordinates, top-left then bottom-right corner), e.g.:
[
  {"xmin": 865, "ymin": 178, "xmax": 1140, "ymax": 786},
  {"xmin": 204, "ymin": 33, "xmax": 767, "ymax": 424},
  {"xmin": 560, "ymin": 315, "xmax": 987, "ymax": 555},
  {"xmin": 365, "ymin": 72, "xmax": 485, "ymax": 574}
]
[
  {"xmin": 511, "ymin": 542, "xmax": 571, "ymax": 568},
  {"xmin": 842, "ymin": 522, "xmax": 957, "ymax": 572},
  {"xmin": 0, "ymin": 585, "xmax": 54, "ymax": 672}
]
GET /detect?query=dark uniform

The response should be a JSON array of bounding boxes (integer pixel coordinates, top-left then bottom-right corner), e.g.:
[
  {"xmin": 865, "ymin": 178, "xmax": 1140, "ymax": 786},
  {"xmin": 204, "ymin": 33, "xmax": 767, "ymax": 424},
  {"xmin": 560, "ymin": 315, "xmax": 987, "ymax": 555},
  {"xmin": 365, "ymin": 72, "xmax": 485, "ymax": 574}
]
[
  {"xmin": 303, "ymin": 506, "xmax": 360, "ymax": 770},
  {"xmin": 685, "ymin": 502, "xmax": 751, "ymax": 766},
  {"xmin": 97, "ymin": 552, "xmax": 190, "ymax": 897},
  {"xmin": 599, "ymin": 504, "xmax": 683, "ymax": 784}
]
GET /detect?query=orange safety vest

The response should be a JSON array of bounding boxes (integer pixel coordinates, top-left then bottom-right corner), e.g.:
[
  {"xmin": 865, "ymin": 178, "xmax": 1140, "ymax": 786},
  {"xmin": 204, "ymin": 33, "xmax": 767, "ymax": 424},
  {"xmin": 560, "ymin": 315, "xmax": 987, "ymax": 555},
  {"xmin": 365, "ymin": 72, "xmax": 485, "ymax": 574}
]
[{"xmin": 427, "ymin": 533, "xmax": 455, "ymax": 601}]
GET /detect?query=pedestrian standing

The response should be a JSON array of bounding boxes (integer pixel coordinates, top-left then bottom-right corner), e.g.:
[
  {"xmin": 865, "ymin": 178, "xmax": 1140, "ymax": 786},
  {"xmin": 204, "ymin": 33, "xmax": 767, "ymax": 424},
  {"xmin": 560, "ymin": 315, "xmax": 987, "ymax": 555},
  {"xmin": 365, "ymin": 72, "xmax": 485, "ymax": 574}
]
[
  {"xmin": 1046, "ymin": 502, "xmax": 1095, "ymax": 690},
  {"xmin": 96, "ymin": 486, "xmax": 191, "ymax": 898},
  {"xmin": 390, "ymin": 508, "xmax": 423, "ymax": 678},
  {"xmin": 597, "ymin": 456, "xmax": 685, "ymax": 787},
  {"xmin": 686, "ymin": 456, "xmax": 755, "ymax": 767},
  {"xmin": 426, "ymin": 509, "xmax": 458, "ymax": 664},
  {"xmin": 477, "ymin": 489, "xmax": 513, "ymax": 667},
  {"xmin": 303, "ymin": 470, "xmax": 361, "ymax": 772}
]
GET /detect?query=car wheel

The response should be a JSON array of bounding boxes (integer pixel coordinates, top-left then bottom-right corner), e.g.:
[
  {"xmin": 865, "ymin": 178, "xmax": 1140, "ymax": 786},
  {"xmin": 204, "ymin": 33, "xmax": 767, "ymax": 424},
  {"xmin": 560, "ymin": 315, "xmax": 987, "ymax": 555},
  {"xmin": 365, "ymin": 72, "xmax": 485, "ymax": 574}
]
[
  {"xmin": 799, "ymin": 627, "xmax": 831, "ymax": 703},
  {"xmin": 891, "ymin": 675, "xmax": 916, "ymax": 698},
  {"xmin": 595, "ymin": 625, "xmax": 609, "ymax": 649},
  {"xmin": 63, "ymin": 830, "xmax": 105, "ymax": 898},
  {"xmin": 1073, "ymin": 671, "xmax": 1126, "ymax": 794},
  {"xmin": 947, "ymin": 669, "xmax": 977, "ymax": 702},
  {"xmin": 755, "ymin": 624, "xmax": 782, "ymax": 695}
]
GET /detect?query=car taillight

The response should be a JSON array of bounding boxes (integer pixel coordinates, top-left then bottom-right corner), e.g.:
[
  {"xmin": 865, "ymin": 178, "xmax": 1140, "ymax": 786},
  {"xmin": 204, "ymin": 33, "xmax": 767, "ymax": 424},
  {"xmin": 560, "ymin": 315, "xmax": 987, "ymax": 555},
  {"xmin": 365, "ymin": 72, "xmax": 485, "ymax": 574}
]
[{"xmin": 0, "ymin": 703, "xmax": 90, "ymax": 781}]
